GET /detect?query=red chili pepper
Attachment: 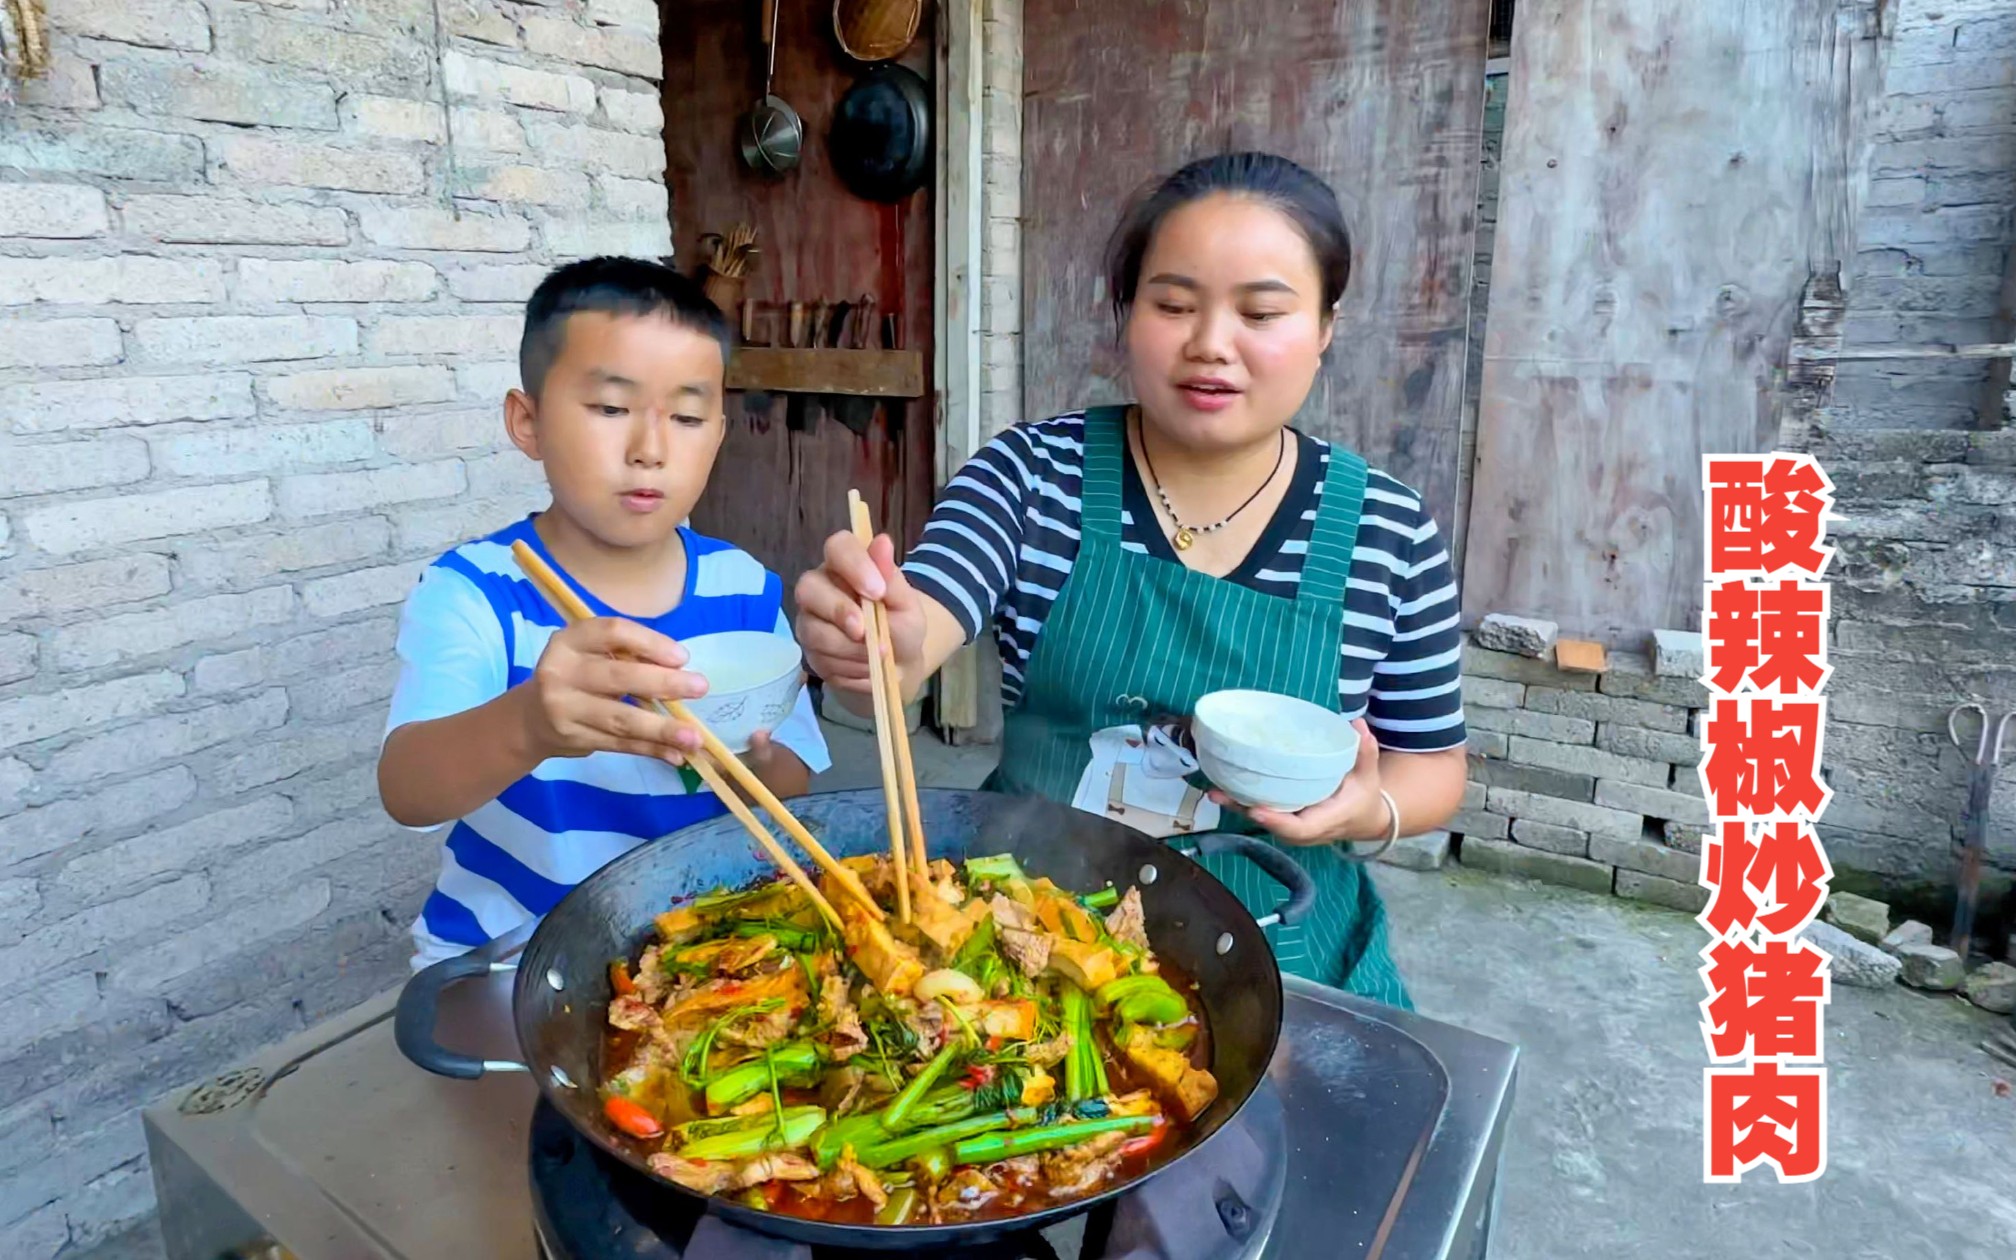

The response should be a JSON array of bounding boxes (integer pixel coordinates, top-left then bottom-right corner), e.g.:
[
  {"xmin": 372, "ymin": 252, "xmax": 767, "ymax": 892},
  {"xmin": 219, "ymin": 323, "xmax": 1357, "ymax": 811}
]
[
  {"xmin": 604, "ymin": 1095, "xmax": 664, "ymax": 1140},
  {"xmin": 986, "ymin": 1036, "xmax": 1005, "ymax": 1052},
  {"xmin": 959, "ymin": 1064, "xmax": 996, "ymax": 1090},
  {"xmin": 1118, "ymin": 1119, "xmax": 1168, "ymax": 1159},
  {"xmin": 609, "ymin": 961, "xmax": 637, "ymax": 998}
]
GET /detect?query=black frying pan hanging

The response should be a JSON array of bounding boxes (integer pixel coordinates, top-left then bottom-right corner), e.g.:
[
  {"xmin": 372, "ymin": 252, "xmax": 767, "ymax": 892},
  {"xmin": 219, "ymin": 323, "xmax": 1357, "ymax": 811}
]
[{"xmin": 827, "ymin": 63, "xmax": 930, "ymax": 202}]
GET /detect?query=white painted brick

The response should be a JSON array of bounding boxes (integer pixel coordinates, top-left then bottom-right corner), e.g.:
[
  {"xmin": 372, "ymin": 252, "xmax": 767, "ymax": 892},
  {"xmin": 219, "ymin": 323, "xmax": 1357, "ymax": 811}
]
[
  {"xmin": 57, "ymin": 797, "xmax": 295, "ymax": 894},
  {"xmin": 2, "ymin": 1203, "xmax": 68, "ymax": 1260},
  {"xmin": 55, "ymin": 587, "xmax": 297, "ymax": 672},
  {"xmin": 17, "ymin": 46, "xmax": 102, "ymax": 109},
  {"xmin": 366, "ymin": 314, "xmax": 519, "ymax": 356},
  {"xmin": 0, "ymin": 757, "xmax": 30, "ymax": 817},
  {"xmin": 216, "ymin": 10, "xmax": 431, "ymax": 91},
  {"xmin": 2, "ymin": 373, "xmax": 256, "ymax": 434},
  {"xmin": 191, "ymin": 647, "xmax": 265, "ymax": 694},
  {"xmin": 290, "ymin": 660, "xmax": 398, "ymax": 720},
  {"xmin": 522, "ymin": 14, "xmax": 659, "ymax": 76},
  {"xmin": 456, "ymin": 360, "xmax": 521, "ymax": 400},
  {"xmin": 0, "ymin": 255, "xmax": 228, "ymax": 307},
  {"xmin": 340, "ymin": 93, "xmax": 446, "ymax": 143},
  {"xmin": 0, "ymin": 125, "xmax": 204, "ymax": 182},
  {"xmin": 597, "ymin": 175, "xmax": 668, "ymax": 219},
  {"xmin": 443, "ymin": 50, "xmax": 595, "ymax": 113},
  {"xmin": 444, "ymin": 265, "xmax": 546, "ymax": 303},
  {"xmin": 136, "ymin": 314, "xmax": 357, "ymax": 365},
  {"xmin": 543, "ymin": 217, "xmax": 672, "ymax": 258},
  {"xmin": 0, "ymin": 556, "xmax": 174, "ymax": 622},
  {"xmin": 45, "ymin": 689, "xmax": 288, "ymax": 785},
  {"xmin": 195, "ymin": 619, "xmax": 394, "ymax": 698},
  {"xmin": 0, "ymin": 183, "xmax": 111, "ymax": 239},
  {"xmin": 465, "ymin": 448, "xmax": 548, "ymax": 499},
  {"xmin": 214, "ymin": 711, "xmax": 382, "ymax": 796},
  {"xmin": 521, "ymin": 118, "xmax": 665, "ymax": 176},
  {"xmin": 588, "ymin": 0, "xmax": 658, "ymax": 31},
  {"xmin": 357, "ymin": 203, "xmax": 533, "ymax": 252},
  {"xmin": 98, "ymin": 57, "xmax": 337, "ymax": 129},
  {"xmin": 284, "ymin": 763, "xmax": 378, "ymax": 827},
  {"xmin": 237, "ymin": 258, "xmax": 438, "ymax": 304},
  {"xmin": 50, "ymin": 0, "xmax": 211, "ymax": 51},
  {"xmin": 447, "ymin": 0, "xmax": 519, "ymax": 45},
  {"xmin": 394, "ymin": 495, "xmax": 525, "ymax": 552},
  {"xmin": 0, "ymin": 875, "xmax": 210, "ymax": 986},
  {"xmin": 0, "ymin": 671, "xmax": 184, "ymax": 751},
  {"xmin": 378, "ymin": 408, "xmax": 506, "ymax": 460},
  {"xmin": 120, "ymin": 196, "xmax": 350, "ymax": 246},
  {"xmin": 301, "ymin": 560, "xmax": 422, "ymax": 617},
  {"xmin": 0, "ymin": 437, "xmax": 150, "ymax": 497},
  {"xmin": 0, "ymin": 972, "xmax": 100, "ymax": 1053},
  {"xmin": 277, "ymin": 460, "xmax": 467, "ymax": 518},
  {"xmin": 0, "ymin": 318, "xmax": 124, "ymax": 369},
  {"xmin": 453, "ymin": 107, "xmax": 528, "ymax": 152},
  {"xmin": 152, "ymin": 420, "xmax": 376, "ymax": 477},
  {"xmin": 0, "ymin": 634, "xmax": 35, "ymax": 685},
  {"xmin": 221, "ymin": 813, "xmax": 394, "ymax": 898},
  {"xmin": 108, "ymin": 876, "xmax": 330, "ymax": 993},
  {"xmin": 600, "ymin": 86, "xmax": 663, "ymax": 133},
  {"xmin": 454, "ymin": 162, "xmax": 591, "ymax": 208},
  {"xmin": 263, "ymin": 365, "xmax": 455, "ymax": 412},
  {"xmin": 0, "ymin": 766, "xmax": 196, "ymax": 868},
  {"xmin": 25, "ymin": 480, "xmax": 272, "ymax": 554},
  {"xmin": 179, "ymin": 519, "xmax": 391, "ymax": 591},
  {"xmin": 210, "ymin": 135, "xmax": 426, "ymax": 195},
  {"xmin": 0, "ymin": 878, "xmax": 40, "ymax": 945}
]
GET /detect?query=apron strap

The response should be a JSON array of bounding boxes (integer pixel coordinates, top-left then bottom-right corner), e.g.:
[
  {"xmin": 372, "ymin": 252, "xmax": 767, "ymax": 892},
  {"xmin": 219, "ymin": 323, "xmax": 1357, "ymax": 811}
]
[
  {"xmin": 1301, "ymin": 444, "xmax": 1368, "ymax": 605},
  {"xmin": 1079, "ymin": 406, "xmax": 1130, "ymax": 542}
]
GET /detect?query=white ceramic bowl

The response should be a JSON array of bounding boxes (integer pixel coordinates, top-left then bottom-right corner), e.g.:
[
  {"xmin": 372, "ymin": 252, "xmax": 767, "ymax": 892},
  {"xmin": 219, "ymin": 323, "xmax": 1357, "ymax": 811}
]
[
  {"xmin": 1191, "ymin": 689, "xmax": 1359, "ymax": 811},
  {"xmin": 678, "ymin": 631, "xmax": 805, "ymax": 754}
]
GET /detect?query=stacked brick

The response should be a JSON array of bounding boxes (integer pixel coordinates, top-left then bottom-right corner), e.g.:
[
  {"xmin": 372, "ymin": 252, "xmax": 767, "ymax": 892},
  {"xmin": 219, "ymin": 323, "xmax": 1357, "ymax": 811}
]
[
  {"xmin": 1452, "ymin": 635, "xmax": 1714, "ymax": 915},
  {"xmin": 0, "ymin": 1, "xmax": 668, "ymax": 1253}
]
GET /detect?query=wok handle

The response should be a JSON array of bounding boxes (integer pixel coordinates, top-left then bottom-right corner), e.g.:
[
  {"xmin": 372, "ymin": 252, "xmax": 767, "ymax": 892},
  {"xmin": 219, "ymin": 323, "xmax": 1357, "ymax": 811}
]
[
  {"xmin": 1184, "ymin": 833, "xmax": 1318, "ymax": 928},
  {"xmin": 394, "ymin": 952, "xmax": 527, "ymax": 1080}
]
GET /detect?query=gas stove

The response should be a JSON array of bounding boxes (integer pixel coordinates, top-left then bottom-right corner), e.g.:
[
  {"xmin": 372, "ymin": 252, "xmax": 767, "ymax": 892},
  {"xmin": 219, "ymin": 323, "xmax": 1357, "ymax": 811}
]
[{"xmin": 144, "ymin": 922, "xmax": 1516, "ymax": 1260}]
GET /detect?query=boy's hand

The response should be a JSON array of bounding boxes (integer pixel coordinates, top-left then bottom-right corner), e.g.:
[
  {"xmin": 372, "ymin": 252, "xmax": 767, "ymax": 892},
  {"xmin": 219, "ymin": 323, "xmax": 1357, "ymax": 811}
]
[
  {"xmin": 518, "ymin": 617, "xmax": 710, "ymax": 762},
  {"xmin": 795, "ymin": 530, "xmax": 927, "ymax": 695}
]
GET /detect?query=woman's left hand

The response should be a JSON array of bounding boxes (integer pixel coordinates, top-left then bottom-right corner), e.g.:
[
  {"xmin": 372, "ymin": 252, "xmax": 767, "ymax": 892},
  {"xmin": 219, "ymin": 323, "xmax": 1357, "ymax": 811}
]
[{"xmin": 1208, "ymin": 719, "xmax": 1392, "ymax": 846}]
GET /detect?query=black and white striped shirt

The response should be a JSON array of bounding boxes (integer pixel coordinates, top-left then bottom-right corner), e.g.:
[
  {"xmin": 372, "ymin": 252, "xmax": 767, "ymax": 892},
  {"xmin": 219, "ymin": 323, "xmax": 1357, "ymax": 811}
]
[{"xmin": 900, "ymin": 413, "xmax": 1468, "ymax": 754}]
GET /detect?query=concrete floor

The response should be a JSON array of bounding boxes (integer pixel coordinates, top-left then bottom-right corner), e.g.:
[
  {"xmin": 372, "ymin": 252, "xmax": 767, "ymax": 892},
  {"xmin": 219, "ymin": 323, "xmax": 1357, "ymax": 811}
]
[{"xmin": 84, "ymin": 724, "xmax": 2016, "ymax": 1259}]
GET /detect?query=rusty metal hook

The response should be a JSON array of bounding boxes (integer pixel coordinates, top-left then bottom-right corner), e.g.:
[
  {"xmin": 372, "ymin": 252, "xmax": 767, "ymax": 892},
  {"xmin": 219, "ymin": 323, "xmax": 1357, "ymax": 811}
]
[{"xmin": 1947, "ymin": 702, "xmax": 2015, "ymax": 768}]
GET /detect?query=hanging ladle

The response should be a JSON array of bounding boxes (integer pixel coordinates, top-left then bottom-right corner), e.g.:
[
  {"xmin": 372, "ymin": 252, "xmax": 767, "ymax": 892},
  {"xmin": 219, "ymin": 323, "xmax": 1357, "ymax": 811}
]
[{"xmin": 740, "ymin": 0, "xmax": 803, "ymax": 175}]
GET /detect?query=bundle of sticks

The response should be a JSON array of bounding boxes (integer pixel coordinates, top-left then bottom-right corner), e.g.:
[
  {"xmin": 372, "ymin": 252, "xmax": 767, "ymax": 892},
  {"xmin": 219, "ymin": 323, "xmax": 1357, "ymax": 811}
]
[{"xmin": 848, "ymin": 489, "xmax": 929, "ymax": 924}]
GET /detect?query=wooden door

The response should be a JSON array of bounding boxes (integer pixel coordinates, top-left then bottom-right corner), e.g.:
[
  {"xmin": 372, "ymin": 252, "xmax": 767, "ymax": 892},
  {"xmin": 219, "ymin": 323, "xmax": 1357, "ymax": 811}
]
[
  {"xmin": 1020, "ymin": 0, "xmax": 1493, "ymax": 537},
  {"xmin": 662, "ymin": 0, "xmax": 937, "ymax": 597}
]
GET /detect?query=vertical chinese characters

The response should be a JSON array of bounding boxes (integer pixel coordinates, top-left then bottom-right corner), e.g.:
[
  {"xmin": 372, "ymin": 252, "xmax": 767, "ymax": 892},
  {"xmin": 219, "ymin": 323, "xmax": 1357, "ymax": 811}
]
[{"xmin": 1698, "ymin": 454, "xmax": 1837, "ymax": 1184}]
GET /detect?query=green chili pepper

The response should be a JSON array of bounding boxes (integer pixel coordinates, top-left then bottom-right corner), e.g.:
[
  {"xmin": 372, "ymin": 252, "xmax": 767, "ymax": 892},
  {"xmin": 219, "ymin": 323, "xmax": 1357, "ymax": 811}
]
[
  {"xmin": 879, "ymin": 1041, "xmax": 961, "ymax": 1133},
  {"xmin": 950, "ymin": 1115, "xmax": 1153, "ymax": 1165},
  {"xmin": 1116, "ymin": 988, "xmax": 1189, "ymax": 1026}
]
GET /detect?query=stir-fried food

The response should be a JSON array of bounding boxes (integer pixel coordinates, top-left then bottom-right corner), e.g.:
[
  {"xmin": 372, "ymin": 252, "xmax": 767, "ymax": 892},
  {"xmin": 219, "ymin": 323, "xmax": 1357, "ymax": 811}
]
[{"xmin": 599, "ymin": 853, "xmax": 1217, "ymax": 1225}]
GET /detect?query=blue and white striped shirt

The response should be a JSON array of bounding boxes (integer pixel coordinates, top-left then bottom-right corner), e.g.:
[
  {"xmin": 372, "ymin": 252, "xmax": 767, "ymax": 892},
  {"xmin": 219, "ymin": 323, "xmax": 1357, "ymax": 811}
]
[
  {"xmin": 899, "ymin": 413, "xmax": 1467, "ymax": 753},
  {"xmin": 384, "ymin": 516, "xmax": 830, "ymax": 968}
]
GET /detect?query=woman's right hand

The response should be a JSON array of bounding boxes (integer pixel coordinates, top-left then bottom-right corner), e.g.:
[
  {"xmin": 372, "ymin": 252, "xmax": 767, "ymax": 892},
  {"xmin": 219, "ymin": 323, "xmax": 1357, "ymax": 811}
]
[
  {"xmin": 518, "ymin": 617, "xmax": 711, "ymax": 762},
  {"xmin": 794, "ymin": 530, "xmax": 929, "ymax": 697}
]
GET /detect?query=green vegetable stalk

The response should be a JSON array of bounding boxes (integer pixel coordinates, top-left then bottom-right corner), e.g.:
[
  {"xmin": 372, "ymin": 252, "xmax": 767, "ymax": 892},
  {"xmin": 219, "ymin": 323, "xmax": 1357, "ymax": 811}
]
[
  {"xmin": 874, "ymin": 1186, "xmax": 921, "ymax": 1225},
  {"xmin": 703, "ymin": 1041, "xmax": 819, "ymax": 1112},
  {"xmin": 1062, "ymin": 983, "xmax": 1097, "ymax": 1102},
  {"xmin": 1080, "ymin": 887, "xmax": 1121, "ymax": 910},
  {"xmin": 853, "ymin": 1108, "xmax": 1036, "ymax": 1169},
  {"xmin": 879, "ymin": 1041, "xmax": 961, "ymax": 1133},
  {"xmin": 950, "ymin": 1115, "xmax": 1153, "ymax": 1165},
  {"xmin": 678, "ymin": 1105, "xmax": 827, "ymax": 1160},
  {"xmin": 963, "ymin": 854, "xmax": 1027, "ymax": 883},
  {"xmin": 909, "ymin": 1146, "xmax": 952, "ymax": 1181}
]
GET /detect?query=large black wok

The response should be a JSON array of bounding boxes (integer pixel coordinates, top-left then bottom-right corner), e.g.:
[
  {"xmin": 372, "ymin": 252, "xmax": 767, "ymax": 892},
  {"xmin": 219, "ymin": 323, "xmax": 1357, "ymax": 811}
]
[{"xmin": 395, "ymin": 787, "xmax": 1315, "ymax": 1250}]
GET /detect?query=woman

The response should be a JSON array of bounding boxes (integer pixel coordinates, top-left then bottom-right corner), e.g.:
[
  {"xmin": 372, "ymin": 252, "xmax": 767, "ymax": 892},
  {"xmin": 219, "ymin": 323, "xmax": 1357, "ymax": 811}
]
[{"xmin": 795, "ymin": 153, "xmax": 1468, "ymax": 1007}]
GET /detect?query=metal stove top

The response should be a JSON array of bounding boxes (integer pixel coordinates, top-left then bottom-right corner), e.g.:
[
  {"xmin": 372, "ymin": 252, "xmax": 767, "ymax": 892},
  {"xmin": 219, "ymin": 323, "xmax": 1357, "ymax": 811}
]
[{"xmin": 144, "ymin": 924, "xmax": 1516, "ymax": 1260}]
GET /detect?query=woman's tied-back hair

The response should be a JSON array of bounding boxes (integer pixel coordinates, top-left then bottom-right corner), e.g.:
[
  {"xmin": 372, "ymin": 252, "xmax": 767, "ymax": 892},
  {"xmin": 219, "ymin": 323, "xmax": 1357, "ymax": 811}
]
[
  {"xmin": 518, "ymin": 255, "xmax": 732, "ymax": 396},
  {"xmin": 1103, "ymin": 152, "xmax": 1354, "ymax": 332}
]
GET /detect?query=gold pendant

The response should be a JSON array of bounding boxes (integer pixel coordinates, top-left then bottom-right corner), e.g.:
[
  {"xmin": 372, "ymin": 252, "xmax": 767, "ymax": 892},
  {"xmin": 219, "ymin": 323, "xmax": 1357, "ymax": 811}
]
[{"xmin": 1173, "ymin": 527, "xmax": 1195, "ymax": 551}]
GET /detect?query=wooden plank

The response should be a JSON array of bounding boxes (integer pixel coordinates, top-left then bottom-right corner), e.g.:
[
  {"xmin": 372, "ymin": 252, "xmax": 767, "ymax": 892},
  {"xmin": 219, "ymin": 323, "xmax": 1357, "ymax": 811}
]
[
  {"xmin": 662, "ymin": 0, "xmax": 938, "ymax": 610},
  {"xmin": 1798, "ymin": 343, "xmax": 2016, "ymax": 363},
  {"xmin": 1019, "ymin": 0, "xmax": 1490, "ymax": 536},
  {"xmin": 1461, "ymin": 0, "xmax": 1893, "ymax": 646},
  {"xmin": 726, "ymin": 348, "xmax": 926, "ymax": 397},
  {"xmin": 935, "ymin": 0, "xmax": 985, "ymax": 487}
]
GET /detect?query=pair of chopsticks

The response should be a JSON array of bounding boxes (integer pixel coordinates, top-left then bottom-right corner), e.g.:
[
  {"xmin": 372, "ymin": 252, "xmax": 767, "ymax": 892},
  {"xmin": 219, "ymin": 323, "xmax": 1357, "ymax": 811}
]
[
  {"xmin": 847, "ymin": 490, "xmax": 929, "ymax": 925},
  {"xmin": 506, "ymin": 540, "xmax": 884, "ymax": 932}
]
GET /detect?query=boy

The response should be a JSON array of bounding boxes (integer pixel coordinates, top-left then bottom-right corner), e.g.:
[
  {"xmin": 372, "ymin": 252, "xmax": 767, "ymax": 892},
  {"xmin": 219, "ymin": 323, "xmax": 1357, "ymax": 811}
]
[{"xmin": 379, "ymin": 256, "xmax": 829, "ymax": 969}]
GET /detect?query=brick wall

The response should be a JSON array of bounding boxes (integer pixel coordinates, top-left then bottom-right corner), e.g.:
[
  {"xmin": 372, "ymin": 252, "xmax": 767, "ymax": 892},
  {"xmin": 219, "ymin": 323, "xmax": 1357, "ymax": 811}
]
[
  {"xmin": 1832, "ymin": 0, "xmax": 2016, "ymax": 430},
  {"xmin": 0, "ymin": 1, "xmax": 669, "ymax": 1253}
]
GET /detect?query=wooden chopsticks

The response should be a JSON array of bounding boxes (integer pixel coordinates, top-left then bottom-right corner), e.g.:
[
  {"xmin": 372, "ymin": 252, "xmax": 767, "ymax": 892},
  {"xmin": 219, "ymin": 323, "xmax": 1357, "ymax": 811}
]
[
  {"xmin": 506, "ymin": 540, "xmax": 885, "ymax": 929},
  {"xmin": 847, "ymin": 491, "xmax": 929, "ymax": 923}
]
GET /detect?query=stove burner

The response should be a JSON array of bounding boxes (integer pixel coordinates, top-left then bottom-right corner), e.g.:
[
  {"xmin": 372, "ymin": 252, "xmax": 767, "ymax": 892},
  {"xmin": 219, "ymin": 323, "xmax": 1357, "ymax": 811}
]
[{"xmin": 530, "ymin": 1083, "xmax": 1287, "ymax": 1260}]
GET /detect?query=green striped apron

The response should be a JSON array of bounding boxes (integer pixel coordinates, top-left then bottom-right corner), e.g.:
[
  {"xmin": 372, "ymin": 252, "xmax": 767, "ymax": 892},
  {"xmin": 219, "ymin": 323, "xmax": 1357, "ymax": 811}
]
[{"xmin": 984, "ymin": 406, "xmax": 1411, "ymax": 1008}]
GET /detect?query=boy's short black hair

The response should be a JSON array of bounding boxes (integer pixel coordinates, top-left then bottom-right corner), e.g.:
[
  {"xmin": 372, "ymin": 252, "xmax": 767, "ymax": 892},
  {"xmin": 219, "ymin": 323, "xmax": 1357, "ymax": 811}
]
[{"xmin": 518, "ymin": 256, "xmax": 732, "ymax": 397}]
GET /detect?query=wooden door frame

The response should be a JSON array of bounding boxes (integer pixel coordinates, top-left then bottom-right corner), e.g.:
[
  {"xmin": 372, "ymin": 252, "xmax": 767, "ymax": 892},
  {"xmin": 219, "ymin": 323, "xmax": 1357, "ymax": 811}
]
[{"xmin": 933, "ymin": 0, "xmax": 986, "ymax": 490}]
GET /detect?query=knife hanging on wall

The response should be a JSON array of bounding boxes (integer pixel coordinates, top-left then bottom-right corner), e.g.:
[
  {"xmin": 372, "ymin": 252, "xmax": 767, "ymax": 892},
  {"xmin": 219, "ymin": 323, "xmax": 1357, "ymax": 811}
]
[{"xmin": 832, "ymin": 293, "xmax": 877, "ymax": 436}]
